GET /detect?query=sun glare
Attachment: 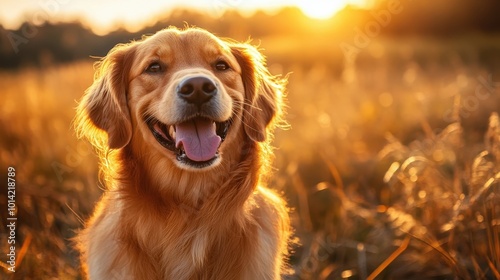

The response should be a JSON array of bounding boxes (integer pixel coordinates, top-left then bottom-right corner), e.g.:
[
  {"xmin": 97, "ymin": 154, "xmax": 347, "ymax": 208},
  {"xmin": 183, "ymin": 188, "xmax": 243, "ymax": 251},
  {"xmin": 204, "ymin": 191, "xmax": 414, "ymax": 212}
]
[{"xmin": 295, "ymin": 0, "xmax": 367, "ymax": 19}]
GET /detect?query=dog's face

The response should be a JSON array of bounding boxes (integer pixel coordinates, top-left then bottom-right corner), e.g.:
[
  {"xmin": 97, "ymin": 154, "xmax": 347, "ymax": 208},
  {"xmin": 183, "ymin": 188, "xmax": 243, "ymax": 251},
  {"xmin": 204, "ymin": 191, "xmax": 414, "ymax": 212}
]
[
  {"xmin": 131, "ymin": 30, "xmax": 244, "ymax": 170},
  {"xmin": 77, "ymin": 28, "xmax": 282, "ymax": 171}
]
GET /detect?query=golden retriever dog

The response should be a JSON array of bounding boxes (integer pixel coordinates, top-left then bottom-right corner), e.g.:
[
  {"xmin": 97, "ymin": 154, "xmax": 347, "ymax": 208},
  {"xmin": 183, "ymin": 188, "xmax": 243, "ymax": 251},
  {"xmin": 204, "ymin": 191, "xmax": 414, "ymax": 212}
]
[{"xmin": 75, "ymin": 26, "xmax": 290, "ymax": 279}]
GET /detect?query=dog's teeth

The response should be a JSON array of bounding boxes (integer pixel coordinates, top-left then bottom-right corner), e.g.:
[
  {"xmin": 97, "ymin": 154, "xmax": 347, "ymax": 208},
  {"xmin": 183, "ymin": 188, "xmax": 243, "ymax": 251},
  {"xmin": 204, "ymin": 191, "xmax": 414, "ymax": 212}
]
[{"xmin": 169, "ymin": 126, "xmax": 176, "ymax": 139}]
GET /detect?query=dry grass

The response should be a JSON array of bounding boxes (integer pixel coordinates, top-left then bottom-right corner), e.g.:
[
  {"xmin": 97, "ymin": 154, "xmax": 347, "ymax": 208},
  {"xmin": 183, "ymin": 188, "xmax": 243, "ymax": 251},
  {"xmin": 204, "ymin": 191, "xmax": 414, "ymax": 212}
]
[
  {"xmin": 0, "ymin": 35, "xmax": 499, "ymax": 279},
  {"xmin": 0, "ymin": 63, "xmax": 100, "ymax": 279}
]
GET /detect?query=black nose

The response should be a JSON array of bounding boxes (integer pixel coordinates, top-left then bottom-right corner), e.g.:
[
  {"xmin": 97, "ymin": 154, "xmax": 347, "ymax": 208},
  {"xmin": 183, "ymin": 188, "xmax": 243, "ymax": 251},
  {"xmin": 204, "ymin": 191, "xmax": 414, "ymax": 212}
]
[{"xmin": 177, "ymin": 76, "xmax": 217, "ymax": 106}]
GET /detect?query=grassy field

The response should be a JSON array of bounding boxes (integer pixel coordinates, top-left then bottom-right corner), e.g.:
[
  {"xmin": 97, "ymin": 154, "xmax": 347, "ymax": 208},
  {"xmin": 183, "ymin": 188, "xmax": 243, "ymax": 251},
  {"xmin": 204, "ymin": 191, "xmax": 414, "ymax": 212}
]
[{"xmin": 0, "ymin": 34, "xmax": 499, "ymax": 279}]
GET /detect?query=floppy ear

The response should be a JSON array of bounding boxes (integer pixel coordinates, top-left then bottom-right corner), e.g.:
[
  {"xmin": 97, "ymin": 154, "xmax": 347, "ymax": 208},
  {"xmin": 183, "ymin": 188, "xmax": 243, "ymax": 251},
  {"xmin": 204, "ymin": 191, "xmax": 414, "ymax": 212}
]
[
  {"xmin": 76, "ymin": 44, "xmax": 136, "ymax": 149},
  {"xmin": 231, "ymin": 43, "xmax": 284, "ymax": 142}
]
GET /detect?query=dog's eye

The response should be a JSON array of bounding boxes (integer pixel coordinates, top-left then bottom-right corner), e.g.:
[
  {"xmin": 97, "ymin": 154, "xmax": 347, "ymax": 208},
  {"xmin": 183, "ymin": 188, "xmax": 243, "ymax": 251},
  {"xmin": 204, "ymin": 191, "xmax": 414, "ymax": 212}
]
[
  {"xmin": 215, "ymin": 61, "xmax": 230, "ymax": 71},
  {"xmin": 145, "ymin": 62, "xmax": 164, "ymax": 73}
]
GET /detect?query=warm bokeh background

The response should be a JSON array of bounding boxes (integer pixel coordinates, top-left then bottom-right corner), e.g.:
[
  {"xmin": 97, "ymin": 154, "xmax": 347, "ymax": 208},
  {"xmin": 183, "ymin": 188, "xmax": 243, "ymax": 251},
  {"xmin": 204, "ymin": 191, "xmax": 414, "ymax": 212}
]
[{"xmin": 1, "ymin": 0, "xmax": 499, "ymax": 279}]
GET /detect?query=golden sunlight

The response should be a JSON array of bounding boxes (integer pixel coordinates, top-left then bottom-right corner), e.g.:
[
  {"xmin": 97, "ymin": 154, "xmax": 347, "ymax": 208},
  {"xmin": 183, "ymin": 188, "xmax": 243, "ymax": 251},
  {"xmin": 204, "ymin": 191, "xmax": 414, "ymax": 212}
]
[{"xmin": 294, "ymin": 0, "xmax": 368, "ymax": 19}]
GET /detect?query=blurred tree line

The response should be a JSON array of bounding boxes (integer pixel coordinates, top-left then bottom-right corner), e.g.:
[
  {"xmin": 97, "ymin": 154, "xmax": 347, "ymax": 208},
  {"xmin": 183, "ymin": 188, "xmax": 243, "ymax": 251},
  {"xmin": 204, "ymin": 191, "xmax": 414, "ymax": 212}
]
[{"xmin": 1, "ymin": 0, "xmax": 500, "ymax": 69}]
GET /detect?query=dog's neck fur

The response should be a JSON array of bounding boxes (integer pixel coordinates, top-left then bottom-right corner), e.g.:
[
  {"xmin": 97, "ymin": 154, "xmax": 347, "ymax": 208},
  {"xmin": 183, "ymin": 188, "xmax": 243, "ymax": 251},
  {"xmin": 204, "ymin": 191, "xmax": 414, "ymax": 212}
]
[{"xmin": 103, "ymin": 132, "xmax": 262, "ymax": 277}]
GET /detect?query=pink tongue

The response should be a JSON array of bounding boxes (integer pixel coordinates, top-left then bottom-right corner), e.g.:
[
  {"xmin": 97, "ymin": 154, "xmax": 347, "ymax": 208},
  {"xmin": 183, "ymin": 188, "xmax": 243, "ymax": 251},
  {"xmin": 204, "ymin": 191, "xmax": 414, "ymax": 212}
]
[{"xmin": 175, "ymin": 119, "xmax": 221, "ymax": 162}]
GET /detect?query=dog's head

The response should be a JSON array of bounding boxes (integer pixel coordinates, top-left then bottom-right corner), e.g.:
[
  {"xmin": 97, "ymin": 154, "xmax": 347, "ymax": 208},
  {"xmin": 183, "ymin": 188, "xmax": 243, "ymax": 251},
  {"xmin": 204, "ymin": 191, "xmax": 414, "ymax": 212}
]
[{"xmin": 76, "ymin": 27, "xmax": 284, "ymax": 171}]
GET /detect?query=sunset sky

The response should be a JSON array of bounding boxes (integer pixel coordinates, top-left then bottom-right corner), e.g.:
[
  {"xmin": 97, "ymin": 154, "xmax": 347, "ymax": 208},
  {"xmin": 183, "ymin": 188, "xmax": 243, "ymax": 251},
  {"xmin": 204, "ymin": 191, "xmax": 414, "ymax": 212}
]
[{"xmin": 1, "ymin": 0, "xmax": 368, "ymax": 34}]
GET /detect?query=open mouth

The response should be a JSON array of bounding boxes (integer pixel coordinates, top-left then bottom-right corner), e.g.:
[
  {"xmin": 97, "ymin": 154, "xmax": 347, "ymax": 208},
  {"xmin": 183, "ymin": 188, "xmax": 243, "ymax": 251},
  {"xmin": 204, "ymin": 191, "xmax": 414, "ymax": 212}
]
[{"xmin": 146, "ymin": 116, "xmax": 231, "ymax": 168}]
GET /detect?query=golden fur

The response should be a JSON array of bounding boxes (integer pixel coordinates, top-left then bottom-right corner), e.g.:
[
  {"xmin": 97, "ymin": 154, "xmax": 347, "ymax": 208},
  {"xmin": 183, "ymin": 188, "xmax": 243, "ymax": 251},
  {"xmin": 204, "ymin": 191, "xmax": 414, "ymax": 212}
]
[{"xmin": 75, "ymin": 27, "xmax": 290, "ymax": 279}]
